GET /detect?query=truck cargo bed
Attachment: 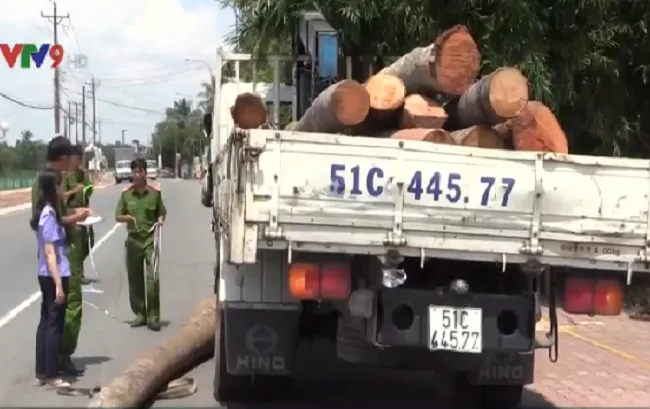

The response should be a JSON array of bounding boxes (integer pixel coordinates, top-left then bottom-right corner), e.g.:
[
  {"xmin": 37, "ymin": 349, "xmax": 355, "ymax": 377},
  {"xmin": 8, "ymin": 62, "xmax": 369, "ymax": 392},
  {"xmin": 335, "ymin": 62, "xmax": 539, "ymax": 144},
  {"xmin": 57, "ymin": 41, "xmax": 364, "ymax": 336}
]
[{"xmin": 217, "ymin": 129, "xmax": 650, "ymax": 273}]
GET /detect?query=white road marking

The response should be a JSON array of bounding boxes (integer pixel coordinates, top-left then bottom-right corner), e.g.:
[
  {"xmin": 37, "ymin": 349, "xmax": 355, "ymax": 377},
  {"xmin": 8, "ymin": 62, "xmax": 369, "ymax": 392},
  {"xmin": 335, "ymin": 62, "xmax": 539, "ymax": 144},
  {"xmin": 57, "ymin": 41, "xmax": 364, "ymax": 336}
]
[{"xmin": 0, "ymin": 222, "xmax": 122, "ymax": 330}]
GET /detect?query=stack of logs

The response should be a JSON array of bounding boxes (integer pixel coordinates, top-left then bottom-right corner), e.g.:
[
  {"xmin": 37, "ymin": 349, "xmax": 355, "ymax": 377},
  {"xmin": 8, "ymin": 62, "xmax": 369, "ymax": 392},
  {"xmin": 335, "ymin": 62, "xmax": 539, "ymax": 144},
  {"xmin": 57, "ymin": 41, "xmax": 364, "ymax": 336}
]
[{"xmin": 230, "ymin": 24, "xmax": 568, "ymax": 154}]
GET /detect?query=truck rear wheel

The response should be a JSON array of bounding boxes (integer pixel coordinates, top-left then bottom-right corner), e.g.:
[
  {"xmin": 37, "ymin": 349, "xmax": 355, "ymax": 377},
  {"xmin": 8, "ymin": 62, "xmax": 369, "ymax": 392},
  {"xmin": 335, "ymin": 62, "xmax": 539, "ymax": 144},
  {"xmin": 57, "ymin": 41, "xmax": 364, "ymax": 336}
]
[
  {"xmin": 435, "ymin": 371, "xmax": 523, "ymax": 409},
  {"xmin": 482, "ymin": 384, "xmax": 523, "ymax": 408},
  {"xmin": 213, "ymin": 310, "xmax": 294, "ymax": 403}
]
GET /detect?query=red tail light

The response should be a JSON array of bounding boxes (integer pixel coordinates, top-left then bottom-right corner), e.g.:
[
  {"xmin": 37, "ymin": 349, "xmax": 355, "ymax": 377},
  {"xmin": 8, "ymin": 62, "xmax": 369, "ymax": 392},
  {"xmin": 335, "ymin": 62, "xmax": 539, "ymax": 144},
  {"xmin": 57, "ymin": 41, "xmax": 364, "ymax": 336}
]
[
  {"xmin": 563, "ymin": 277, "xmax": 623, "ymax": 316},
  {"xmin": 594, "ymin": 279, "xmax": 623, "ymax": 316},
  {"xmin": 563, "ymin": 277, "xmax": 594, "ymax": 314},
  {"xmin": 288, "ymin": 262, "xmax": 351, "ymax": 300}
]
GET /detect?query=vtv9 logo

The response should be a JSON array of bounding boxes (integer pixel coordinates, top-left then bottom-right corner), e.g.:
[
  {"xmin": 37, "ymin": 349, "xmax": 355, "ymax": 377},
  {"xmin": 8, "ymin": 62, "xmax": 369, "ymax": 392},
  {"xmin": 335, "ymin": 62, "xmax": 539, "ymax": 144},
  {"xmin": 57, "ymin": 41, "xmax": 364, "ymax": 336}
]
[{"xmin": 0, "ymin": 43, "xmax": 64, "ymax": 69}]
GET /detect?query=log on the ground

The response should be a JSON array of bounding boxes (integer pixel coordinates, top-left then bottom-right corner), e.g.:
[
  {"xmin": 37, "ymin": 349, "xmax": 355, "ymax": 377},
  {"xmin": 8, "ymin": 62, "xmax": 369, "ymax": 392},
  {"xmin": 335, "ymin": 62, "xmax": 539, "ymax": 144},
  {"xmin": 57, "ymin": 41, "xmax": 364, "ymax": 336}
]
[
  {"xmin": 379, "ymin": 128, "xmax": 456, "ymax": 144},
  {"xmin": 293, "ymin": 80, "xmax": 370, "ymax": 133},
  {"xmin": 400, "ymin": 94, "xmax": 448, "ymax": 129},
  {"xmin": 510, "ymin": 101, "xmax": 568, "ymax": 153},
  {"xmin": 87, "ymin": 298, "xmax": 216, "ymax": 408},
  {"xmin": 450, "ymin": 67, "xmax": 529, "ymax": 128},
  {"xmin": 231, "ymin": 93, "xmax": 268, "ymax": 129},
  {"xmin": 379, "ymin": 25, "xmax": 480, "ymax": 95},
  {"xmin": 450, "ymin": 125, "xmax": 505, "ymax": 149}
]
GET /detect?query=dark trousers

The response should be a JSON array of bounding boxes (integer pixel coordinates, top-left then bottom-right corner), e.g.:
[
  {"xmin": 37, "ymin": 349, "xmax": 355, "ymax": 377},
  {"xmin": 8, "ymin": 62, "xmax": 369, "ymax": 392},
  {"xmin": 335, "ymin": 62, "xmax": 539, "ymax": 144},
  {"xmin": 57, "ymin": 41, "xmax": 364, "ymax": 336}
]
[{"xmin": 35, "ymin": 276, "xmax": 69, "ymax": 379}]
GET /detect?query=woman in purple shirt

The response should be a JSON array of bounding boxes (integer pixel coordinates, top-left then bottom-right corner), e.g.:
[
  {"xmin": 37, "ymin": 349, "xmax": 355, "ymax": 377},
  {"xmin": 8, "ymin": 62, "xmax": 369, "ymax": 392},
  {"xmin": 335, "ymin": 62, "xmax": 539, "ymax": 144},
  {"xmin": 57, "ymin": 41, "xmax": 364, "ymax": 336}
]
[{"xmin": 30, "ymin": 170, "xmax": 71, "ymax": 389}]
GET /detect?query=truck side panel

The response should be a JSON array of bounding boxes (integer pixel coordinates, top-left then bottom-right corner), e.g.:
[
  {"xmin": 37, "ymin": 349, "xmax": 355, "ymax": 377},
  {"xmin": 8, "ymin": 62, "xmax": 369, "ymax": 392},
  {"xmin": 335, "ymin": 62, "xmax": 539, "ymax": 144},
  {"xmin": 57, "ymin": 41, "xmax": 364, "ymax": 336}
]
[{"xmin": 218, "ymin": 237, "xmax": 297, "ymax": 304}]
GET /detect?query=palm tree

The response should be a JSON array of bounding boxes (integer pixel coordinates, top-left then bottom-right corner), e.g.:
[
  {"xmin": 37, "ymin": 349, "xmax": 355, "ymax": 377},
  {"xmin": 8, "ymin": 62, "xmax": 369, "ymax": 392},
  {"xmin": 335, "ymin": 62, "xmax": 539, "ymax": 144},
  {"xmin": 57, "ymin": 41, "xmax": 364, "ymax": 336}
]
[{"xmin": 197, "ymin": 76, "xmax": 216, "ymax": 113}]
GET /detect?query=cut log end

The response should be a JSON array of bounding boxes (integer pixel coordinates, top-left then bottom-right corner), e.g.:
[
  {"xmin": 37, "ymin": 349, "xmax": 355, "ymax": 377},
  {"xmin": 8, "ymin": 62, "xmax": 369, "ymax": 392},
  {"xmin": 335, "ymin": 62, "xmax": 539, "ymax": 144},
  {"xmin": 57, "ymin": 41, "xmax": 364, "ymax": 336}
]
[
  {"xmin": 488, "ymin": 68, "xmax": 529, "ymax": 120},
  {"xmin": 453, "ymin": 125, "xmax": 505, "ymax": 149},
  {"xmin": 389, "ymin": 128, "xmax": 456, "ymax": 145},
  {"xmin": 400, "ymin": 94, "xmax": 448, "ymax": 129},
  {"xmin": 232, "ymin": 93, "xmax": 267, "ymax": 129},
  {"xmin": 365, "ymin": 74, "xmax": 406, "ymax": 111},
  {"xmin": 331, "ymin": 80, "xmax": 371, "ymax": 126},
  {"xmin": 511, "ymin": 101, "xmax": 568, "ymax": 154},
  {"xmin": 431, "ymin": 25, "xmax": 481, "ymax": 95}
]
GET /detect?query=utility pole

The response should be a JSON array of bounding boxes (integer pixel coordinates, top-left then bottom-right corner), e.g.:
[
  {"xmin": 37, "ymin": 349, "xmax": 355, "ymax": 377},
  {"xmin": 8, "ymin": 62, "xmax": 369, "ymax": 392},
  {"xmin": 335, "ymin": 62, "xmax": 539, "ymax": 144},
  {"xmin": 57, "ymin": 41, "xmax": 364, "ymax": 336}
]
[
  {"xmin": 98, "ymin": 120, "xmax": 102, "ymax": 144},
  {"xmin": 81, "ymin": 85, "xmax": 86, "ymax": 149},
  {"xmin": 89, "ymin": 76, "xmax": 99, "ymax": 146},
  {"xmin": 63, "ymin": 110, "xmax": 68, "ymax": 138},
  {"xmin": 74, "ymin": 102, "xmax": 79, "ymax": 143},
  {"xmin": 121, "ymin": 129, "xmax": 127, "ymax": 145},
  {"xmin": 41, "ymin": 1, "xmax": 69, "ymax": 134},
  {"xmin": 67, "ymin": 101, "xmax": 72, "ymax": 139}
]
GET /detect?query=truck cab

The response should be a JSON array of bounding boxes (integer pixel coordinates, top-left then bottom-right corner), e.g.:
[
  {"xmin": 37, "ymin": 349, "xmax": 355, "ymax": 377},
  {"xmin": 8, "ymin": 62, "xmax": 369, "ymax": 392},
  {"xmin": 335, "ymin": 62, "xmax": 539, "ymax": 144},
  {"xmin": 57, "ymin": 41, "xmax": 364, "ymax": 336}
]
[{"xmin": 114, "ymin": 160, "xmax": 131, "ymax": 184}]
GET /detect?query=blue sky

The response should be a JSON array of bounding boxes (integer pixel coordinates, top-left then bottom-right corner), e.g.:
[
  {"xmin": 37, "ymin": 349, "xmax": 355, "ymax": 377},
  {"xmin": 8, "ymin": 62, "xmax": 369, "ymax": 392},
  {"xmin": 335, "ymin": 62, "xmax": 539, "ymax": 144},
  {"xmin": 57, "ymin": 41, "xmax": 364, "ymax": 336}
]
[{"xmin": 0, "ymin": 0, "xmax": 235, "ymax": 145}]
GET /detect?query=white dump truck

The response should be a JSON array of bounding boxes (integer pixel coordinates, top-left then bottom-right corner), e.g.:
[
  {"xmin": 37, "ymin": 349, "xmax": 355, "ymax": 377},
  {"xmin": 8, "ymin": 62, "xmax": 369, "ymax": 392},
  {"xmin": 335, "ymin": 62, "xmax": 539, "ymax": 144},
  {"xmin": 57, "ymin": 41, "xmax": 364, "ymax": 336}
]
[{"xmin": 204, "ymin": 46, "xmax": 650, "ymax": 407}]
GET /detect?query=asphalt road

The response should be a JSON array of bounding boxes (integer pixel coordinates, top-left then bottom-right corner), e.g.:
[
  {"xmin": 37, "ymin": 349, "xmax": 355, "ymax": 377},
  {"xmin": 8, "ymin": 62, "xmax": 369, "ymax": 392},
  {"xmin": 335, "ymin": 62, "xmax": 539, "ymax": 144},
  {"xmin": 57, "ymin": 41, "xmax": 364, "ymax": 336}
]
[
  {"xmin": 0, "ymin": 179, "xmax": 217, "ymax": 407},
  {"xmin": 0, "ymin": 179, "xmax": 557, "ymax": 408}
]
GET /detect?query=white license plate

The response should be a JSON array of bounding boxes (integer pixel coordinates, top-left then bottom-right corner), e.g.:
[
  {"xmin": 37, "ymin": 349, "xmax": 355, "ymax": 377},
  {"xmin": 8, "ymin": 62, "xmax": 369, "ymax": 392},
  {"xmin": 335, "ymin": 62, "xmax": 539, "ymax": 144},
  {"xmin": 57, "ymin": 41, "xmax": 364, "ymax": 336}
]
[{"xmin": 428, "ymin": 306, "xmax": 482, "ymax": 353}]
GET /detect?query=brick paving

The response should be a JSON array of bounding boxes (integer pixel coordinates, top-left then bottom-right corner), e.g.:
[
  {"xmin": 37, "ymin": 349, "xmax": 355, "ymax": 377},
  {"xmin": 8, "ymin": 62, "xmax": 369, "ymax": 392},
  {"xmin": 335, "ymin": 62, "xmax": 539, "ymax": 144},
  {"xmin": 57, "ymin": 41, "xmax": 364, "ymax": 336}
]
[{"xmin": 524, "ymin": 310, "xmax": 650, "ymax": 407}]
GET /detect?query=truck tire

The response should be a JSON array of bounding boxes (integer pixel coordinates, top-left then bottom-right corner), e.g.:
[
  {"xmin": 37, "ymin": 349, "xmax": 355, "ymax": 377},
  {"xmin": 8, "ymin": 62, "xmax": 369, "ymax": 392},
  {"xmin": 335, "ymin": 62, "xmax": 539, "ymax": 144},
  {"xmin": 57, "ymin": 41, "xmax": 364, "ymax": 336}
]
[
  {"xmin": 435, "ymin": 371, "xmax": 523, "ymax": 409},
  {"xmin": 336, "ymin": 315, "xmax": 380, "ymax": 364},
  {"xmin": 213, "ymin": 310, "xmax": 294, "ymax": 403},
  {"xmin": 201, "ymin": 191, "xmax": 213, "ymax": 207},
  {"xmin": 482, "ymin": 385, "xmax": 523, "ymax": 409}
]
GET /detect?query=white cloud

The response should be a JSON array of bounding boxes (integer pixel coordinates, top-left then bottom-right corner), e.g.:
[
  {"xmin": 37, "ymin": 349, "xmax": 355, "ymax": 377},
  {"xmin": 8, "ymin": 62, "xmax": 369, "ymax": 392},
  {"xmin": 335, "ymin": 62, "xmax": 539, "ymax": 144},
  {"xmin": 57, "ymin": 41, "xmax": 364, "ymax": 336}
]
[{"xmin": 0, "ymin": 0, "xmax": 235, "ymax": 145}]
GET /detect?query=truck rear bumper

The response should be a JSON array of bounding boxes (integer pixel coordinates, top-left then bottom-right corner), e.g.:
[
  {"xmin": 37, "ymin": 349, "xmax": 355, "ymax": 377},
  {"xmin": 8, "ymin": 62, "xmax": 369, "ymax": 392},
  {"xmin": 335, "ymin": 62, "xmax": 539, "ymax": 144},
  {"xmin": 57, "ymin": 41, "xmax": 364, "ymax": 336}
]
[
  {"xmin": 374, "ymin": 287, "xmax": 535, "ymax": 353},
  {"xmin": 362, "ymin": 288, "xmax": 537, "ymax": 384}
]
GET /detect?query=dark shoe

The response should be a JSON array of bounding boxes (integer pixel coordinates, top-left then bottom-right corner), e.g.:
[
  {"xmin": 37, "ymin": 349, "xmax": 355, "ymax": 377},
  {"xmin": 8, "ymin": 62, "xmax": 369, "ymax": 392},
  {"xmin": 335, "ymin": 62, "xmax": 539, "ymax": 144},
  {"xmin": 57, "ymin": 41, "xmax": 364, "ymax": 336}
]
[
  {"xmin": 147, "ymin": 321, "xmax": 161, "ymax": 332},
  {"xmin": 81, "ymin": 277, "xmax": 91, "ymax": 285},
  {"xmin": 59, "ymin": 357, "xmax": 84, "ymax": 376},
  {"xmin": 129, "ymin": 316, "xmax": 147, "ymax": 327}
]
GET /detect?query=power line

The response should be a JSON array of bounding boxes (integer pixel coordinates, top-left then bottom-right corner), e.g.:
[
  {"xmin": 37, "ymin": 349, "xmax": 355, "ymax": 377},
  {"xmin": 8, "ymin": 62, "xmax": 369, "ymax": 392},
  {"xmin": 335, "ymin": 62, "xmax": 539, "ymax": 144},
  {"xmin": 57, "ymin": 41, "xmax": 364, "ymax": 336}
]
[
  {"xmin": 0, "ymin": 91, "xmax": 53, "ymax": 110},
  {"xmin": 62, "ymin": 87, "xmax": 165, "ymax": 114}
]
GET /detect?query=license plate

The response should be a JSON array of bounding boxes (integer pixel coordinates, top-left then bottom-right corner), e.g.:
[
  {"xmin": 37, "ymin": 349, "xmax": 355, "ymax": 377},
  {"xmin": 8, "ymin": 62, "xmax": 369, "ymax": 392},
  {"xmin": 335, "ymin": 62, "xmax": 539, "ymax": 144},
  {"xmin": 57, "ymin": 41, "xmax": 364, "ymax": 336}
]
[{"xmin": 428, "ymin": 306, "xmax": 482, "ymax": 353}]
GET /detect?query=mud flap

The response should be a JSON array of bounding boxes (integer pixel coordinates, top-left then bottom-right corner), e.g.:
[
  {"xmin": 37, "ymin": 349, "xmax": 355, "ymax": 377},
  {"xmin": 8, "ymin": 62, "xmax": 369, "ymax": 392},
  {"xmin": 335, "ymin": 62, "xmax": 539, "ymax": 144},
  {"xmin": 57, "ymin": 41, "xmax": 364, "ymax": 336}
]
[
  {"xmin": 224, "ymin": 306, "xmax": 300, "ymax": 376},
  {"xmin": 468, "ymin": 351, "xmax": 535, "ymax": 385}
]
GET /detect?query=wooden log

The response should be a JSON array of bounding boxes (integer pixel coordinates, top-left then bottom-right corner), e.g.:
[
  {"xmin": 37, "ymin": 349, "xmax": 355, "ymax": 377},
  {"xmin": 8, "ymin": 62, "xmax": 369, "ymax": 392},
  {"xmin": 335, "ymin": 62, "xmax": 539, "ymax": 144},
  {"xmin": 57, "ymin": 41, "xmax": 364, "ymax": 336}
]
[
  {"xmin": 284, "ymin": 121, "xmax": 298, "ymax": 131},
  {"xmin": 452, "ymin": 67, "xmax": 529, "ymax": 128},
  {"xmin": 366, "ymin": 74, "xmax": 406, "ymax": 112},
  {"xmin": 493, "ymin": 121, "xmax": 515, "ymax": 149},
  {"xmin": 88, "ymin": 298, "xmax": 216, "ymax": 408},
  {"xmin": 385, "ymin": 128, "xmax": 456, "ymax": 144},
  {"xmin": 379, "ymin": 25, "xmax": 480, "ymax": 95},
  {"xmin": 231, "ymin": 93, "xmax": 267, "ymax": 129},
  {"xmin": 450, "ymin": 125, "xmax": 505, "ymax": 149},
  {"xmin": 348, "ymin": 74, "xmax": 406, "ymax": 135},
  {"xmin": 400, "ymin": 94, "xmax": 448, "ymax": 129},
  {"xmin": 293, "ymin": 80, "xmax": 370, "ymax": 133},
  {"xmin": 510, "ymin": 101, "xmax": 568, "ymax": 153}
]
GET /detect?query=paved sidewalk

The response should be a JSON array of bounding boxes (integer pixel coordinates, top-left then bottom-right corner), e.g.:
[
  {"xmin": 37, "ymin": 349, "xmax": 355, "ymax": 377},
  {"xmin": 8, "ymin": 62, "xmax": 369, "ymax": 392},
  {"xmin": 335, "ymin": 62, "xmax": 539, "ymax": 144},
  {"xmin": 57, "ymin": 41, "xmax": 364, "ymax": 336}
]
[{"xmin": 528, "ymin": 310, "xmax": 650, "ymax": 406}]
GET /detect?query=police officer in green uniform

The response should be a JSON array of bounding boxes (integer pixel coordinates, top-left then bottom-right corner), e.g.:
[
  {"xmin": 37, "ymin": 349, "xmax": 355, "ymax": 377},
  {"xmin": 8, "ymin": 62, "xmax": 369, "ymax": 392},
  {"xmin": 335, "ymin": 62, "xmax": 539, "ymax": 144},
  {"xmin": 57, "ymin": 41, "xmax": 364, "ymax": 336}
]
[
  {"xmin": 31, "ymin": 136, "xmax": 88, "ymax": 376},
  {"xmin": 59, "ymin": 145, "xmax": 94, "ymax": 367},
  {"xmin": 115, "ymin": 158, "xmax": 166, "ymax": 331}
]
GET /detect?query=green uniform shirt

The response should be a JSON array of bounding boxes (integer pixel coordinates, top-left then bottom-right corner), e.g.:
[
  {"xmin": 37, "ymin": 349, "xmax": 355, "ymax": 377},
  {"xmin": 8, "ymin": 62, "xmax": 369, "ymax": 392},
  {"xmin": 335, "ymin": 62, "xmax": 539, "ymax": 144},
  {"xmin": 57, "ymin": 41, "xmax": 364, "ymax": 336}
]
[
  {"xmin": 115, "ymin": 184, "xmax": 167, "ymax": 246},
  {"xmin": 62, "ymin": 169, "xmax": 93, "ymax": 208}
]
